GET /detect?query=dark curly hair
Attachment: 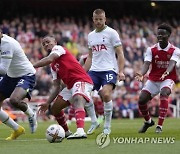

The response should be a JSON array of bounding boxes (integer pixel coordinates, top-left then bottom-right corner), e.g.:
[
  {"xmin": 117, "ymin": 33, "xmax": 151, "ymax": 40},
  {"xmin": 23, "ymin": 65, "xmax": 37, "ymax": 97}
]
[{"xmin": 158, "ymin": 23, "xmax": 172, "ymax": 35}]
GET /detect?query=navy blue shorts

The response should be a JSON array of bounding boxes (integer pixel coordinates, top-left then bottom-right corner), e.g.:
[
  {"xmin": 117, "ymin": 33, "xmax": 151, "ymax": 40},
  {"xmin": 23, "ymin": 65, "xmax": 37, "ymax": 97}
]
[
  {"xmin": 0, "ymin": 74, "xmax": 36, "ymax": 100},
  {"xmin": 88, "ymin": 71, "xmax": 117, "ymax": 91}
]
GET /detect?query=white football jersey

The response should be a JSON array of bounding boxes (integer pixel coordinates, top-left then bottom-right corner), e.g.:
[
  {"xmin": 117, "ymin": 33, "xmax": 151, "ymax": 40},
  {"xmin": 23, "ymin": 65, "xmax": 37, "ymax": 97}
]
[
  {"xmin": 0, "ymin": 34, "xmax": 36, "ymax": 77},
  {"xmin": 88, "ymin": 26, "xmax": 122, "ymax": 73}
]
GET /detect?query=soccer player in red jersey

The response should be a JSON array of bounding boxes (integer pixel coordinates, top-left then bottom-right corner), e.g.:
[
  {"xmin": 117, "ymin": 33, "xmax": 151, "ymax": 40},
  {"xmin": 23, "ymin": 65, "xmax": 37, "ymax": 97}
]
[
  {"xmin": 135, "ymin": 23, "xmax": 180, "ymax": 133},
  {"xmin": 67, "ymin": 53, "xmax": 100, "ymax": 135},
  {"xmin": 34, "ymin": 36, "xmax": 94, "ymax": 139}
]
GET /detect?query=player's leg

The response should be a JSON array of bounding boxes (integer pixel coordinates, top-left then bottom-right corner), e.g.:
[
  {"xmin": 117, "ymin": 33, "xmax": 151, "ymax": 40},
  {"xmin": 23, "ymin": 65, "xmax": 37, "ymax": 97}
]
[
  {"xmin": 96, "ymin": 90, "xmax": 104, "ymax": 124},
  {"xmin": 67, "ymin": 104, "xmax": 75, "ymax": 126},
  {"xmin": 89, "ymin": 71, "xmax": 112, "ymax": 135},
  {"xmin": 67, "ymin": 94, "xmax": 87, "ymax": 139},
  {"xmin": 9, "ymin": 87, "xmax": 37, "ymax": 133},
  {"xmin": 138, "ymin": 90, "xmax": 155, "ymax": 133},
  {"xmin": 85, "ymin": 98, "xmax": 100, "ymax": 135},
  {"xmin": 156, "ymin": 79, "xmax": 174, "ymax": 133},
  {"xmin": 100, "ymin": 84, "xmax": 114, "ymax": 135},
  {"xmin": 50, "ymin": 95, "xmax": 72, "ymax": 137},
  {"xmin": 0, "ymin": 109, "xmax": 25, "ymax": 140},
  {"xmin": 85, "ymin": 72, "xmax": 101, "ymax": 135},
  {"xmin": 86, "ymin": 90, "xmax": 104, "ymax": 135},
  {"xmin": 138, "ymin": 80, "xmax": 160, "ymax": 133},
  {"xmin": 9, "ymin": 75, "xmax": 37, "ymax": 133},
  {"xmin": 99, "ymin": 71, "xmax": 117, "ymax": 135},
  {"xmin": 0, "ymin": 76, "xmax": 25, "ymax": 140},
  {"xmin": 0, "ymin": 95, "xmax": 25, "ymax": 140},
  {"xmin": 67, "ymin": 82, "xmax": 93, "ymax": 139}
]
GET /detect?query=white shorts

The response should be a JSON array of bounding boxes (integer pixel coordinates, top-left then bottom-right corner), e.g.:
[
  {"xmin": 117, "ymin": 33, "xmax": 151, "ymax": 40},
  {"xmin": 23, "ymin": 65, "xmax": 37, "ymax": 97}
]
[
  {"xmin": 59, "ymin": 81, "xmax": 93, "ymax": 103},
  {"xmin": 142, "ymin": 79, "xmax": 174, "ymax": 97}
]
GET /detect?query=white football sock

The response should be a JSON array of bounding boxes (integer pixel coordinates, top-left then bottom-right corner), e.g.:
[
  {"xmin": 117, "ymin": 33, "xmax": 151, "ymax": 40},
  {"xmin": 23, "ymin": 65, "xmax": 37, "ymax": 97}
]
[
  {"xmin": 146, "ymin": 118, "xmax": 152, "ymax": 124},
  {"xmin": 25, "ymin": 105, "xmax": 34, "ymax": 117},
  {"xmin": 104, "ymin": 100, "xmax": 113, "ymax": 129},
  {"xmin": 157, "ymin": 125, "xmax": 162, "ymax": 129},
  {"xmin": 0, "ymin": 108, "xmax": 19, "ymax": 130},
  {"xmin": 85, "ymin": 100, "xmax": 98, "ymax": 124},
  {"xmin": 77, "ymin": 128, "xmax": 85, "ymax": 134}
]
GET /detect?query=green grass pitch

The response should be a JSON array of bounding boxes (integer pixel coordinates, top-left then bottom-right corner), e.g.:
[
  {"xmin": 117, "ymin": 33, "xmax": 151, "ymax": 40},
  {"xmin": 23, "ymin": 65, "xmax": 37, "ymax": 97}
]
[{"xmin": 0, "ymin": 118, "xmax": 180, "ymax": 154}]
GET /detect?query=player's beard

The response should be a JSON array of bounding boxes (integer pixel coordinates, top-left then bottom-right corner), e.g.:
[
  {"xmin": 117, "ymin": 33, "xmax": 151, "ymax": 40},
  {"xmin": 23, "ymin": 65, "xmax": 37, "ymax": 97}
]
[{"xmin": 96, "ymin": 23, "xmax": 104, "ymax": 31}]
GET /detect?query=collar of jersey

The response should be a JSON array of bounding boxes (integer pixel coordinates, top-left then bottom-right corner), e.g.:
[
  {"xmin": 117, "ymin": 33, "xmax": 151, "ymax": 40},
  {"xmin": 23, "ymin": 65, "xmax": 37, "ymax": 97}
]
[
  {"xmin": 95, "ymin": 25, "xmax": 107, "ymax": 33},
  {"xmin": 157, "ymin": 42, "xmax": 171, "ymax": 51}
]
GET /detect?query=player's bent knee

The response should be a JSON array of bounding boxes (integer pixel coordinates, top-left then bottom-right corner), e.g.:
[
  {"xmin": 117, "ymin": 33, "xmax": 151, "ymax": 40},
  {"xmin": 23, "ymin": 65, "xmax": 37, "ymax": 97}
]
[
  {"xmin": 73, "ymin": 95, "xmax": 86, "ymax": 108},
  {"xmin": 160, "ymin": 88, "xmax": 171, "ymax": 97},
  {"xmin": 101, "ymin": 93, "xmax": 111, "ymax": 102},
  {"xmin": 9, "ymin": 98, "xmax": 20, "ymax": 108},
  {"xmin": 138, "ymin": 96, "xmax": 148, "ymax": 105},
  {"xmin": 138, "ymin": 91, "xmax": 151, "ymax": 105},
  {"xmin": 50, "ymin": 107, "xmax": 60, "ymax": 116}
]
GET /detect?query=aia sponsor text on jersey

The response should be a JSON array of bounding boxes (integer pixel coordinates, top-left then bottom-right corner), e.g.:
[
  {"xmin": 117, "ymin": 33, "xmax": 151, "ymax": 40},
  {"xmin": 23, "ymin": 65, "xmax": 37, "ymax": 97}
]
[{"xmin": 92, "ymin": 44, "xmax": 107, "ymax": 52}]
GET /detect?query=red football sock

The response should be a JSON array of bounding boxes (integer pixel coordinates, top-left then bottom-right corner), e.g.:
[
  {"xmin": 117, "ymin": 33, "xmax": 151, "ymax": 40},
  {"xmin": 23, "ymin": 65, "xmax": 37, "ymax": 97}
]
[
  {"xmin": 139, "ymin": 104, "xmax": 151, "ymax": 121},
  {"xmin": 95, "ymin": 101, "xmax": 104, "ymax": 115},
  {"xmin": 75, "ymin": 108, "xmax": 85, "ymax": 128},
  {"xmin": 68, "ymin": 105, "xmax": 75, "ymax": 120},
  {"xmin": 158, "ymin": 96, "xmax": 168, "ymax": 126},
  {"xmin": 54, "ymin": 110, "xmax": 69, "ymax": 132}
]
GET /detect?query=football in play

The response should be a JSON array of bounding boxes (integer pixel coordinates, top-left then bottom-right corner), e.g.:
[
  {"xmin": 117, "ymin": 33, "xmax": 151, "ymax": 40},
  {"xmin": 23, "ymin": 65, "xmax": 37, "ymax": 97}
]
[{"xmin": 46, "ymin": 124, "xmax": 65, "ymax": 143}]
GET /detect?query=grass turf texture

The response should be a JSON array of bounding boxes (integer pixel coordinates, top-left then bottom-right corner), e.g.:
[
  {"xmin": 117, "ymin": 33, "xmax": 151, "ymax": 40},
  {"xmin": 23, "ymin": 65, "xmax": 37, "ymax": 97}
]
[{"xmin": 0, "ymin": 118, "xmax": 180, "ymax": 154}]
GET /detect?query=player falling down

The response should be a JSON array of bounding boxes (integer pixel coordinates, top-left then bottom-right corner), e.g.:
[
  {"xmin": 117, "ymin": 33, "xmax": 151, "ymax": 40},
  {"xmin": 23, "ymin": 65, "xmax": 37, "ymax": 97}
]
[
  {"xmin": 34, "ymin": 36, "xmax": 98, "ymax": 139},
  {"xmin": 135, "ymin": 23, "xmax": 180, "ymax": 133},
  {"xmin": 0, "ymin": 30, "xmax": 37, "ymax": 140}
]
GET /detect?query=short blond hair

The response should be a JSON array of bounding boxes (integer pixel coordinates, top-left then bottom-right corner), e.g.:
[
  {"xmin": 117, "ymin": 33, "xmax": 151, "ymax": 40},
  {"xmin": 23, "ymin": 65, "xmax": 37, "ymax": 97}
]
[{"xmin": 93, "ymin": 9, "xmax": 105, "ymax": 16}]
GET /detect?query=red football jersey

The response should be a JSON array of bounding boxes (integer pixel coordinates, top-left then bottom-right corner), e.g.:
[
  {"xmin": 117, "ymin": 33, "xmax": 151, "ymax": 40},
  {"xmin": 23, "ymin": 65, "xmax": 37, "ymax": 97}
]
[
  {"xmin": 51, "ymin": 47, "xmax": 93, "ymax": 89},
  {"xmin": 148, "ymin": 44, "xmax": 177, "ymax": 82}
]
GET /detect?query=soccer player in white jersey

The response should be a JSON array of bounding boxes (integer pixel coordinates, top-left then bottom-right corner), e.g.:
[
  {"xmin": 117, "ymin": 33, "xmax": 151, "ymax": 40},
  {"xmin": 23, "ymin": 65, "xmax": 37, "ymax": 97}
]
[
  {"xmin": 0, "ymin": 30, "xmax": 37, "ymax": 140},
  {"xmin": 135, "ymin": 23, "xmax": 180, "ymax": 133},
  {"xmin": 84, "ymin": 9, "xmax": 125, "ymax": 135}
]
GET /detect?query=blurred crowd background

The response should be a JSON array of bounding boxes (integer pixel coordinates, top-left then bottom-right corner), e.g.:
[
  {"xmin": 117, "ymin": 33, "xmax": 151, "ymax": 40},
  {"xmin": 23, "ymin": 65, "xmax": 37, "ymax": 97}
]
[{"xmin": 0, "ymin": 0, "xmax": 179, "ymax": 120}]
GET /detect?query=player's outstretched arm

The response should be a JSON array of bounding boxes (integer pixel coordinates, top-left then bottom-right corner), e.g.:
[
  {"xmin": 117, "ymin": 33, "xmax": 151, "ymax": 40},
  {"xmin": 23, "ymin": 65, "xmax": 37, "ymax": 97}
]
[
  {"xmin": 160, "ymin": 60, "xmax": 176, "ymax": 80},
  {"xmin": 46, "ymin": 79, "xmax": 61, "ymax": 105},
  {"xmin": 135, "ymin": 61, "xmax": 151, "ymax": 82},
  {"xmin": 39, "ymin": 79, "xmax": 61, "ymax": 113},
  {"xmin": 33, "ymin": 53, "xmax": 59, "ymax": 68}
]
